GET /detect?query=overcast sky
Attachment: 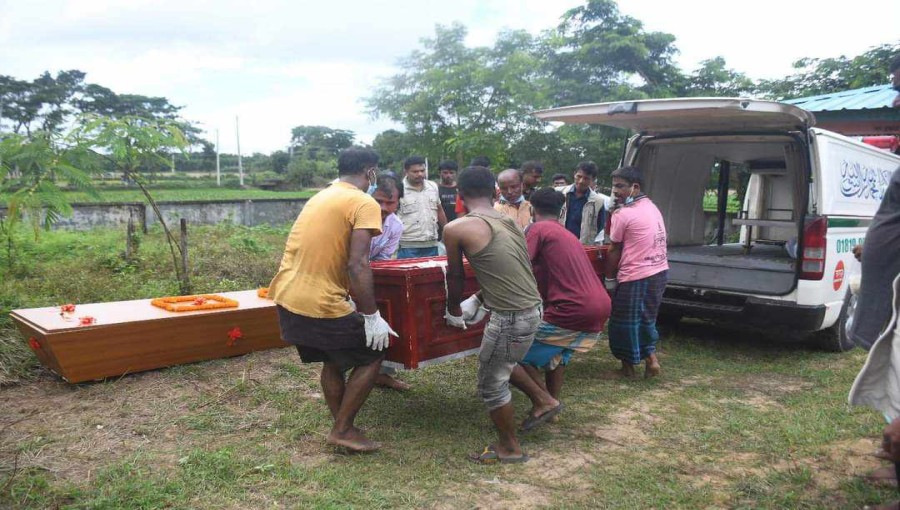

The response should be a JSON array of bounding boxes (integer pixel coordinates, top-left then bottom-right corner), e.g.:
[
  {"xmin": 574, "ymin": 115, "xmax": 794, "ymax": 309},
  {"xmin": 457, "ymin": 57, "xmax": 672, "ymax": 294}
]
[{"xmin": 1, "ymin": 0, "xmax": 897, "ymax": 154}]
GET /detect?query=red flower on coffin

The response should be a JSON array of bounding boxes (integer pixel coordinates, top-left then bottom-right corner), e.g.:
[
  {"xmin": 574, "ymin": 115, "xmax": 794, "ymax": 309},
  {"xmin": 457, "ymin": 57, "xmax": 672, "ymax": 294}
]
[
  {"xmin": 60, "ymin": 304, "xmax": 76, "ymax": 313},
  {"xmin": 79, "ymin": 316, "xmax": 96, "ymax": 326},
  {"xmin": 28, "ymin": 337, "xmax": 41, "ymax": 351},
  {"xmin": 227, "ymin": 327, "xmax": 243, "ymax": 347},
  {"xmin": 192, "ymin": 297, "xmax": 207, "ymax": 306}
]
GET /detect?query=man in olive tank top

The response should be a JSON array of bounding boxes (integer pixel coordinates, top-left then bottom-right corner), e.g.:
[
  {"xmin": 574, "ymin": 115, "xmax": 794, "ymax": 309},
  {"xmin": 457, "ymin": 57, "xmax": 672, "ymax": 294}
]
[{"xmin": 443, "ymin": 166, "xmax": 563, "ymax": 464}]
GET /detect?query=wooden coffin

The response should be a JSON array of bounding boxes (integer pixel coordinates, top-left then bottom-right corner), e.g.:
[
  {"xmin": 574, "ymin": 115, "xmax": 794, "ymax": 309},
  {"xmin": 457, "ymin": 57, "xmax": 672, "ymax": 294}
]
[
  {"xmin": 371, "ymin": 245, "xmax": 608, "ymax": 369},
  {"xmin": 11, "ymin": 246, "xmax": 607, "ymax": 382},
  {"xmin": 11, "ymin": 290, "xmax": 281, "ymax": 383}
]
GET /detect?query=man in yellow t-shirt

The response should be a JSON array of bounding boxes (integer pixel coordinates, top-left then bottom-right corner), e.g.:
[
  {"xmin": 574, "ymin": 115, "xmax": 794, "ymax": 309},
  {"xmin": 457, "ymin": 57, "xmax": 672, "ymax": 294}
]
[{"xmin": 269, "ymin": 147, "xmax": 397, "ymax": 453}]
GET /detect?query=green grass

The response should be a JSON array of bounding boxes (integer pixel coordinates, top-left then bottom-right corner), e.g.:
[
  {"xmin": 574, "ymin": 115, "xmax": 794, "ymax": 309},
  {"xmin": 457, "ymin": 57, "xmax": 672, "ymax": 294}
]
[
  {"xmin": 0, "ymin": 188, "xmax": 317, "ymax": 206},
  {"xmin": 0, "ymin": 226, "xmax": 897, "ymax": 508},
  {"xmin": 702, "ymin": 192, "xmax": 741, "ymax": 213}
]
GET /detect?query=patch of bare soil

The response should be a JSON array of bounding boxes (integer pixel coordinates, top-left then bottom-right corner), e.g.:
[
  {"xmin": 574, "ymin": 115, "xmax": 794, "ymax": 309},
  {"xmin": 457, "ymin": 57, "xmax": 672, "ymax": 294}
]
[{"xmin": 0, "ymin": 348, "xmax": 315, "ymax": 484}]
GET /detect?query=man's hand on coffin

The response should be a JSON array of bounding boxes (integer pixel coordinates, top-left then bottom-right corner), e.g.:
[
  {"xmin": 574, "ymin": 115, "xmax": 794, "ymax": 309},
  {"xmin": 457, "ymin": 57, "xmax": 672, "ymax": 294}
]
[
  {"xmin": 363, "ymin": 310, "xmax": 398, "ymax": 351},
  {"xmin": 444, "ymin": 310, "xmax": 467, "ymax": 329},
  {"xmin": 460, "ymin": 294, "xmax": 488, "ymax": 325}
]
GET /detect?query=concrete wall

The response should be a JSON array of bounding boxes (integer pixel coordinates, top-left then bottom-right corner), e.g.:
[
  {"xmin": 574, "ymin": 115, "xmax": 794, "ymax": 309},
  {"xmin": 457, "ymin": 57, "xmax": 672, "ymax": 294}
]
[{"xmin": 0, "ymin": 198, "xmax": 308, "ymax": 231}]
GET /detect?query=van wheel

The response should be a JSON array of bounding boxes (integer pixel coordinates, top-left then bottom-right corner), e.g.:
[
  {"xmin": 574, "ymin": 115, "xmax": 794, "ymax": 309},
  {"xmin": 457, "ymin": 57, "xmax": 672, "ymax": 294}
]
[{"xmin": 815, "ymin": 292, "xmax": 857, "ymax": 352}]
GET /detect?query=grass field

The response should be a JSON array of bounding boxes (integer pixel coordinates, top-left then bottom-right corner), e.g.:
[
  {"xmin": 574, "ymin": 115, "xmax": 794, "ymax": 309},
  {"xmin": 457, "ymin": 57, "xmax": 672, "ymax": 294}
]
[
  {"xmin": 0, "ymin": 226, "xmax": 896, "ymax": 509},
  {"xmin": 0, "ymin": 188, "xmax": 317, "ymax": 206}
]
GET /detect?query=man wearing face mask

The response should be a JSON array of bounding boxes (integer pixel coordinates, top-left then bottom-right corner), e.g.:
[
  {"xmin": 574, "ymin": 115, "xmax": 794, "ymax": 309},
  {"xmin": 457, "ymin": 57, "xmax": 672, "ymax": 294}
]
[
  {"xmin": 269, "ymin": 147, "xmax": 398, "ymax": 452},
  {"xmin": 605, "ymin": 166, "xmax": 668, "ymax": 379},
  {"xmin": 494, "ymin": 169, "xmax": 532, "ymax": 230},
  {"xmin": 555, "ymin": 161, "xmax": 610, "ymax": 245}
]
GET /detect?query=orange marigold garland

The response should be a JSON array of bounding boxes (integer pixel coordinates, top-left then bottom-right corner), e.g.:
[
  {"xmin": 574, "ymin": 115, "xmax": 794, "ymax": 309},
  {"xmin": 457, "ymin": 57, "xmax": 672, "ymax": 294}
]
[
  {"xmin": 151, "ymin": 294, "xmax": 239, "ymax": 312},
  {"xmin": 257, "ymin": 288, "xmax": 270, "ymax": 299}
]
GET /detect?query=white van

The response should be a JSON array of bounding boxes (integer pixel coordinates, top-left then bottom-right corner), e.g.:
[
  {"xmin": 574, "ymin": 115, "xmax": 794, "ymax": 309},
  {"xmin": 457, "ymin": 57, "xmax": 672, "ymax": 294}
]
[{"xmin": 534, "ymin": 98, "xmax": 900, "ymax": 351}]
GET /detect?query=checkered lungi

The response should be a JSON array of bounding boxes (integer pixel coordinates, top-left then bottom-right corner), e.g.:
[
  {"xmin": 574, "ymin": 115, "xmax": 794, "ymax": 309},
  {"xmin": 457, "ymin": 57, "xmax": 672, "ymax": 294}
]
[{"xmin": 608, "ymin": 270, "xmax": 668, "ymax": 365}]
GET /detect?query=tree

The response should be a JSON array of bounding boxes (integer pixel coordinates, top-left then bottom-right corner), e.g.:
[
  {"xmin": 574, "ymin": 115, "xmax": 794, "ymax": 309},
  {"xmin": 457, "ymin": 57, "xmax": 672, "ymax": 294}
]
[
  {"xmin": 0, "ymin": 70, "xmax": 87, "ymax": 136},
  {"xmin": 547, "ymin": 0, "xmax": 683, "ymax": 105},
  {"xmin": 757, "ymin": 42, "xmax": 900, "ymax": 100},
  {"xmin": 0, "ymin": 131, "xmax": 98, "ymax": 236},
  {"xmin": 289, "ymin": 126, "xmax": 355, "ymax": 159},
  {"xmin": 270, "ymin": 150, "xmax": 290, "ymax": 174},
  {"xmin": 367, "ymin": 24, "xmax": 549, "ymax": 167},
  {"xmin": 682, "ymin": 57, "xmax": 755, "ymax": 97},
  {"xmin": 371, "ymin": 129, "xmax": 420, "ymax": 169},
  {"xmin": 72, "ymin": 115, "xmax": 192, "ymax": 292}
]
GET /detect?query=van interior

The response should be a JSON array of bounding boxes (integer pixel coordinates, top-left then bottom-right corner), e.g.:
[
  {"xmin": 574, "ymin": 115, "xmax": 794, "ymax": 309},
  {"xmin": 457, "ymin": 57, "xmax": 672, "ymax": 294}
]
[{"xmin": 635, "ymin": 135, "xmax": 807, "ymax": 295}]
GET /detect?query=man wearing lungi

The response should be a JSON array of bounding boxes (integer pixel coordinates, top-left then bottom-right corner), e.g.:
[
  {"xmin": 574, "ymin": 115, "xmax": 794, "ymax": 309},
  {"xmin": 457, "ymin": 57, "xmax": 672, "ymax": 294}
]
[
  {"xmin": 443, "ymin": 166, "xmax": 559, "ymax": 464},
  {"xmin": 269, "ymin": 147, "xmax": 398, "ymax": 453},
  {"xmin": 606, "ymin": 166, "xmax": 669, "ymax": 378},
  {"xmin": 519, "ymin": 188, "xmax": 611, "ymax": 415}
]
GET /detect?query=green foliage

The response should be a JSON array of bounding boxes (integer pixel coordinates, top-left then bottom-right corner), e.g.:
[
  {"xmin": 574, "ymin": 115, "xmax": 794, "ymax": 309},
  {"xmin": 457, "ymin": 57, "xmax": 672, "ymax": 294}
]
[
  {"xmin": 367, "ymin": 23, "xmax": 549, "ymax": 168},
  {"xmin": 286, "ymin": 156, "xmax": 336, "ymax": 188},
  {"xmin": 682, "ymin": 57, "xmax": 755, "ymax": 97},
  {"xmin": 757, "ymin": 42, "xmax": 900, "ymax": 99},
  {"xmin": 550, "ymin": 0, "xmax": 683, "ymax": 103},
  {"xmin": 289, "ymin": 126, "xmax": 355, "ymax": 159},
  {"xmin": 0, "ymin": 131, "xmax": 100, "ymax": 240}
]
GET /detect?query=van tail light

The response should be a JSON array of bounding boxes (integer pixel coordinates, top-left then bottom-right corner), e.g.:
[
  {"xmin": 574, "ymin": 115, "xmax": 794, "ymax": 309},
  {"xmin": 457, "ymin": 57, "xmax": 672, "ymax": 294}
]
[{"xmin": 800, "ymin": 216, "xmax": 827, "ymax": 280}]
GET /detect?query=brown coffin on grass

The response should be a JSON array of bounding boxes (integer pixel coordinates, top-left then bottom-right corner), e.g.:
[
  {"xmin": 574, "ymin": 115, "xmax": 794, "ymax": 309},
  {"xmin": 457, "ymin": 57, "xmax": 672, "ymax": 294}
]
[{"xmin": 11, "ymin": 290, "xmax": 283, "ymax": 383}]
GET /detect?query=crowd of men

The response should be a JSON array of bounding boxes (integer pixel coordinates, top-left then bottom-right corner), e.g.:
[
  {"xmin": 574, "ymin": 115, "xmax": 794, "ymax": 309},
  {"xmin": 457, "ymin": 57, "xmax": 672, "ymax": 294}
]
[{"xmin": 267, "ymin": 147, "xmax": 670, "ymax": 461}]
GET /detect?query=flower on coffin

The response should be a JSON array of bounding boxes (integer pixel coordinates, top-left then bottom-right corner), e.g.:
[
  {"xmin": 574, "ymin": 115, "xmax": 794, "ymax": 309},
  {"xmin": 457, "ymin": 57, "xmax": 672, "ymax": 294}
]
[
  {"xmin": 257, "ymin": 288, "xmax": 269, "ymax": 299},
  {"xmin": 226, "ymin": 327, "xmax": 243, "ymax": 347},
  {"xmin": 60, "ymin": 304, "xmax": 76, "ymax": 313},
  {"xmin": 151, "ymin": 294, "xmax": 239, "ymax": 312},
  {"xmin": 79, "ymin": 316, "xmax": 96, "ymax": 326},
  {"xmin": 28, "ymin": 337, "xmax": 41, "ymax": 351}
]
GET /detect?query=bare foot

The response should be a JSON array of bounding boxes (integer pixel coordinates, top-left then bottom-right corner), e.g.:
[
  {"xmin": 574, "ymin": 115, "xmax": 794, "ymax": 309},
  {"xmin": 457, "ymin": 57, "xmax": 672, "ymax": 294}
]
[
  {"xmin": 644, "ymin": 354, "xmax": 661, "ymax": 379},
  {"xmin": 617, "ymin": 362, "xmax": 637, "ymax": 378},
  {"xmin": 326, "ymin": 428, "xmax": 381, "ymax": 453},
  {"xmin": 375, "ymin": 373, "xmax": 411, "ymax": 391}
]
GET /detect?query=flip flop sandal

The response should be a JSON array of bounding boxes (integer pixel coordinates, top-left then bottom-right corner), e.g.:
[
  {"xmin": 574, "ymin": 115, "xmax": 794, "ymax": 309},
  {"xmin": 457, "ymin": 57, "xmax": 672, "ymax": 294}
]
[
  {"xmin": 520, "ymin": 403, "xmax": 565, "ymax": 433},
  {"xmin": 468, "ymin": 446, "xmax": 529, "ymax": 465}
]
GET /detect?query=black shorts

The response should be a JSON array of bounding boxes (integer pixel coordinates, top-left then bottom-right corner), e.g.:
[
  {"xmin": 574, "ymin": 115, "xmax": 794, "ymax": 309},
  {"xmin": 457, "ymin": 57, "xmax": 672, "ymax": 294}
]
[{"xmin": 277, "ymin": 305, "xmax": 383, "ymax": 372}]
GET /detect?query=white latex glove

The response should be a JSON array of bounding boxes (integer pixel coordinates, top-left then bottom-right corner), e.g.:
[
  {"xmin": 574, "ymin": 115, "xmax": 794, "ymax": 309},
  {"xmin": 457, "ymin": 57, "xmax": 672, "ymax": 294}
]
[
  {"xmin": 347, "ymin": 297, "xmax": 357, "ymax": 311},
  {"xmin": 362, "ymin": 310, "xmax": 398, "ymax": 351},
  {"xmin": 444, "ymin": 310, "xmax": 467, "ymax": 330},
  {"xmin": 460, "ymin": 294, "xmax": 488, "ymax": 325}
]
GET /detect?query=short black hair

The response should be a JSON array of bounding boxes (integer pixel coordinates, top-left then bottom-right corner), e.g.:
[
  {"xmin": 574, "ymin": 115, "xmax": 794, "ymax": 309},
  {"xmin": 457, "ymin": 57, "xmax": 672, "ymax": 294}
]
[
  {"xmin": 521, "ymin": 161, "xmax": 543, "ymax": 175},
  {"xmin": 891, "ymin": 54, "xmax": 900, "ymax": 73},
  {"xmin": 403, "ymin": 156, "xmax": 426, "ymax": 170},
  {"xmin": 529, "ymin": 188, "xmax": 565, "ymax": 217},
  {"xmin": 338, "ymin": 147, "xmax": 379, "ymax": 176},
  {"xmin": 469, "ymin": 156, "xmax": 491, "ymax": 168},
  {"xmin": 574, "ymin": 161, "xmax": 598, "ymax": 179},
  {"xmin": 457, "ymin": 166, "xmax": 495, "ymax": 199},
  {"xmin": 375, "ymin": 171, "xmax": 403, "ymax": 199},
  {"xmin": 610, "ymin": 166, "xmax": 644, "ymax": 188},
  {"xmin": 551, "ymin": 173, "xmax": 569, "ymax": 184},
  {"xmin": 438, "ymin": 160, "xmax": 458, "ymax": 171}
]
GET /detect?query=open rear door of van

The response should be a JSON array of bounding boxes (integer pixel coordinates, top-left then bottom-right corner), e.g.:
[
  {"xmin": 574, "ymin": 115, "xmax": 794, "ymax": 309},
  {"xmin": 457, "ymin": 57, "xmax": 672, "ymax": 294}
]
[
  {"xmin": 531, "ymin": 98, "xmax": 816, "ymax": 135},
  {"xmin": 534, "ymin": 98, "xmax": 817, "ymax": 297}
]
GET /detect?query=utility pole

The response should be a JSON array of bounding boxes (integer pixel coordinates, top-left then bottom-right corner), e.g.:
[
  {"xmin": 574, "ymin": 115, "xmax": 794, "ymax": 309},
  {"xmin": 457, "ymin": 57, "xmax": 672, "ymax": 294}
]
[
  {"xmin": 215, "ymin": 128, "xmax": 221, "ymax": 186},
  {"xmin": 235, "ymin": 116, "xmax": 244, "ymax": 187}
]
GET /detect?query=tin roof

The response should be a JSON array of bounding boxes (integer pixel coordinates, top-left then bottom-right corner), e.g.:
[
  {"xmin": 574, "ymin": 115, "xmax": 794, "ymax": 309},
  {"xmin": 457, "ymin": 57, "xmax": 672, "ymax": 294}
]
[{"xmin": 782, "ymin": 84, "xmax": 897, "ymax": 112}]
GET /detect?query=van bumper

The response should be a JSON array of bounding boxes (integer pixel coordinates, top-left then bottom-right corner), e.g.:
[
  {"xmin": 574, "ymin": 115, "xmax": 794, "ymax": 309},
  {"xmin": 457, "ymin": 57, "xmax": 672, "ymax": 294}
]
[{"xmin": 661, "ymin": 295, "xmax": 826, "ymax": 332}]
